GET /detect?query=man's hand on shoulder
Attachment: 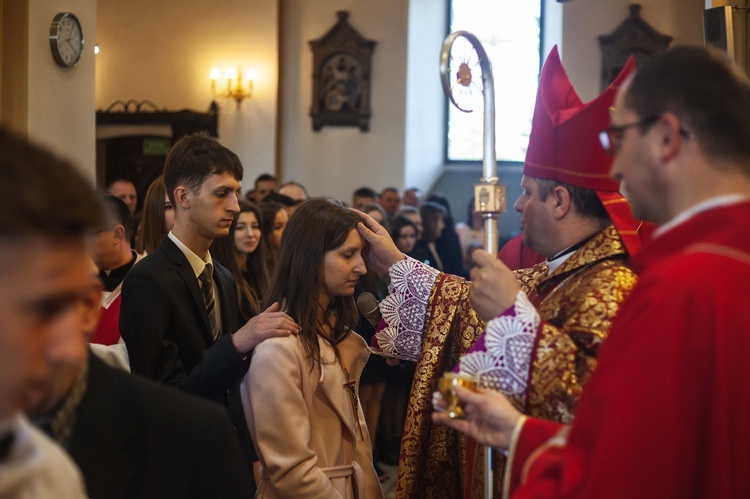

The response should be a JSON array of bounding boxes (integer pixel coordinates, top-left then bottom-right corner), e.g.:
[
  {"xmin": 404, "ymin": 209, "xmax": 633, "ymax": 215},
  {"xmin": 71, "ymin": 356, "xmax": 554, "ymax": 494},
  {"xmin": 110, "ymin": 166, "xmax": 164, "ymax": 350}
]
[{"xmin": 231, "ymin": 302, "xmax": 300, "ymax": 354}]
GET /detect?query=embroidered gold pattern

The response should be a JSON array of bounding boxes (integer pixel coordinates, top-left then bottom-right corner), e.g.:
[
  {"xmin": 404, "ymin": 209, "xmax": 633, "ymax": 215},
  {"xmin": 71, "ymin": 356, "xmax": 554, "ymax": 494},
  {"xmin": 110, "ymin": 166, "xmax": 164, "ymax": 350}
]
[
  {"xmin": 525, "ymin": 225, "xmax": 637, "ymax": 423},
  {"xmin": 397, "ymin": 273, "xmax": 483, "ymax": 498}
]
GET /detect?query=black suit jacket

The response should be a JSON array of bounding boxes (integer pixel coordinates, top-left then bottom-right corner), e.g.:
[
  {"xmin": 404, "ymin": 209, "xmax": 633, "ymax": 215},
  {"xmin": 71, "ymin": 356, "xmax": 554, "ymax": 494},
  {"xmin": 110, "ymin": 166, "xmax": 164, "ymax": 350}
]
[
  {"xmin": 121, "ymin": 236, "xmax": 249, "ymax": 397},
  {"xmin": 120, "ymin": 236, "xmax": 256, "ymax": 469},
  {"xmin": 69, "ymin": 355, "xmax": 252, "ymax": 499}
]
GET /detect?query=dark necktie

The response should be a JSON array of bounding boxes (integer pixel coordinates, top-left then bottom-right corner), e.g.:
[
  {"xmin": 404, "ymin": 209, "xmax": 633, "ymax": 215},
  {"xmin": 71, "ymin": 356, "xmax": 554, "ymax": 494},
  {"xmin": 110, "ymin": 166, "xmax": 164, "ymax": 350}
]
[{"xmin": 199, "ymin": 264, "xmax": 220, "ymax": 342}]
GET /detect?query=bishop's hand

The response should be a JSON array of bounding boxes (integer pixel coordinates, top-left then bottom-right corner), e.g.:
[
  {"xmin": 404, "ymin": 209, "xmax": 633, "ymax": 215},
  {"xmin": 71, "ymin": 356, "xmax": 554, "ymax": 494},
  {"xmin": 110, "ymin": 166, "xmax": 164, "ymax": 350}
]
[
  {"xmin": 352, "ymin": 208, "xmax": 404, "ymax": 273},
  {"xmin": 469, "ymin": 250, "xmax": 521, "ymax": 321},
  {"xmin": 432, "ymin": 385, "xmax": 522, "ymax": 450}
]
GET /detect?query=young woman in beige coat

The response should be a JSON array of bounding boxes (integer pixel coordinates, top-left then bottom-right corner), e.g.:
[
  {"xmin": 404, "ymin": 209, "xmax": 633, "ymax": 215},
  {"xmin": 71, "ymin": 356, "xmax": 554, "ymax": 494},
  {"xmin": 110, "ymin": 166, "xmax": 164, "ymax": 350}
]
[{"xmin": 242, "ymin": 198, "xmax": 383, "ymax": 498}]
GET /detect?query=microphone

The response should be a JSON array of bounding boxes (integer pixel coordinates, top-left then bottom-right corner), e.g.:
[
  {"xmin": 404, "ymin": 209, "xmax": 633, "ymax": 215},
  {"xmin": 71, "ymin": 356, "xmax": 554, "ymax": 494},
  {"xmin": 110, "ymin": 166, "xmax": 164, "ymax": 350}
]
[{"xmin": 356, "ymin": 292, "xmax": 381, "ymax": 328}]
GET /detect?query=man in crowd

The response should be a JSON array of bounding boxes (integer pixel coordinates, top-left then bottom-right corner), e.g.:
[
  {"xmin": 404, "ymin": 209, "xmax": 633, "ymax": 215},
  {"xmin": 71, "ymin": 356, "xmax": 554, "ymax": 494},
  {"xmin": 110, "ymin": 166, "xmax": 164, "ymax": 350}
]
[
  {"xmin": 0, "ymin": 128, "xmax": 89, "ymax": 498},
  {"xmin": 352, "ymin": 186, "xmax": 377, "ymax": 210},
  {"xmin": 120, "ymin": 134, "xmax": 299, "ymax": 483},
  {"xmin": 89, "ymin": 194, "xmax": 140, "ymax": 346},
  {"xmin": 402, "ymin": 187, "xmax": 422, "ymax": 208},
  {"xmin": 378, "ymin": 187, "xmax": 401, "ymax": 218},
  {"xmin": 356, "ymin": 47, "xmax": 642, "ymax": 497},
  {"xmin": 248, "ymin": 173, "xmax": 277, "ymax": 203},
  {"xmin": 278, "ymin": 180, "xmax": 309, "ymax": 206},
  {"xmin": 434, "ymin": 45, "xmax": 750, "ymax": 498},
  {"xmin": 107, "ymin": 179, "xmax": 137, "ymax": 216}
]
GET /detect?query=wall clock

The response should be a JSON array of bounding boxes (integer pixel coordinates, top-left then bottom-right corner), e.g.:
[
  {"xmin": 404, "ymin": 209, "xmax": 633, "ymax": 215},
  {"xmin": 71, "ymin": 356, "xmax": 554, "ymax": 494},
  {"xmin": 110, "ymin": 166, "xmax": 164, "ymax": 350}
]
[{"xmin": 49, "ymin": 12, "xmax": 84, "ymax": 68}]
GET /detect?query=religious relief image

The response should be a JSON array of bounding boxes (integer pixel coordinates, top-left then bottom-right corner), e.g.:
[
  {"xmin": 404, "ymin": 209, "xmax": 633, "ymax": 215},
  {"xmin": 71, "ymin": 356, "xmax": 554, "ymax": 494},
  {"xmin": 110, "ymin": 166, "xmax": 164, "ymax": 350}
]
[{"xmin": 320, "ymin": 54, "xmax": 361, "ymax": 112}]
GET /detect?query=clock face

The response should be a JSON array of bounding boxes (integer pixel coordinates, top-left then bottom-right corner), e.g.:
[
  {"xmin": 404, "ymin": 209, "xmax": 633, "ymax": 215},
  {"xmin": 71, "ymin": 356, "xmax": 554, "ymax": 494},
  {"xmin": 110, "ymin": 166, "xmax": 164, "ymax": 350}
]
[{"xmin": 49, "ymin": 13, "xmax": 84, "ymax": 68}]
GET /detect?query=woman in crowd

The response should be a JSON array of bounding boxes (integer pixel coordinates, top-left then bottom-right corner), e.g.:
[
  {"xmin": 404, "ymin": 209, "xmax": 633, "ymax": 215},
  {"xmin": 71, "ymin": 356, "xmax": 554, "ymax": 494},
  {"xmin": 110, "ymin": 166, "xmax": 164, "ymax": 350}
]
[
  {"xmin": 427, "ymin": 193, "xmax": 466, "ymax": 277},
  {"xmin": 135, "ymin": 175, "xmax": 174, "ymax": 255},
  {"xmin": 243, "ymin": 198, "xmax": 382, "ymax": 498},
  {"xmin": 259, "ymin": 201, "xmax": 289, "ymax": 274},
  {"xmin": 389, "ymin": 216, "xmax": 419, "ymax": 255},
  {"xmin": 212, "ymin": 201, "xmax": 267, "ymax": 321},
  {"xmin": 412, "ymin": 201, "xmax": 446, "ymax": 271},
  {"xmin": 394, "ymin": 205, "xmax": 422, "ymax": 239}
]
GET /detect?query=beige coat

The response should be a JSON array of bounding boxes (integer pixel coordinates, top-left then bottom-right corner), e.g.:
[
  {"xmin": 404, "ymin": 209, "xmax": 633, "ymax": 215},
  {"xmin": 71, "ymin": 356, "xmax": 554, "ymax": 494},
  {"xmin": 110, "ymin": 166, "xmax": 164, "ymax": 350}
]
[{"xmin": 242, "ymin": 332, "xmax": 383, "ymax": 498}]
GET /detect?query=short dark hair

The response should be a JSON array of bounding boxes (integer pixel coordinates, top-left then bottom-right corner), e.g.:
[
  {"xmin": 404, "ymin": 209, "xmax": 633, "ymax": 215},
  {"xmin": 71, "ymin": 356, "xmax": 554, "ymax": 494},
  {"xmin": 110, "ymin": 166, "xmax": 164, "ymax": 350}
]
[
  {"xmin": 278, "ymin": 181, "xmax": 308, "ymax": 195},
  {"xmin": 536, "ymin": 179, "xmax": 609, "ymax": 221},
  {"xmin": 264, "ymin": 198, "xmax": 360, "ymax": 367},
  {"xmin": 0, "ymin": 128, "xmax": 103, "ymax": 240},
  {"xmin": 625, "ymin": 46, "xmax": 750, "ymax": 166},
  {"xmin": 353, "ymin": 187, "xmax": 377, "ymax": 199},
  {"xmin": 381, "ymin": 187, "xmax": 399, "ymax": 196},
  {"xmin": 163, "ymin": 134, "xmax": 243, "ymax": 205},
  {"xmin": 106, "ymin": 178, "xmax": 135, "ymax": 191},
  {"xmin": 254, "ymin": 173, "xmax": 277, "ymax": 187},
  {"xmin": 262, "ymin": 191, "xmax": 295, "ymax": 207},
  {"xmin": 99, "ymin": 194, "xmax": 134, "ymax": 241}
]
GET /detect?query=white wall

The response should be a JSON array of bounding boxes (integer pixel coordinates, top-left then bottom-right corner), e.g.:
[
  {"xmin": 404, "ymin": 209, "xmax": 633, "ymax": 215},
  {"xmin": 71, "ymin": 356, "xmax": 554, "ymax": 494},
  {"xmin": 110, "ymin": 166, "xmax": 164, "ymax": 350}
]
[
  {"xmin": 26, "ymin": 0, "xmax": 97, "ymax": 181},
  {"xmin": 279, "ymin": 0, "xmax": 409, "ymax": 201},
  {"xmin": 559, "ymin": 0, "xmax": 705, "ymax": 101},
  {"xmin": 96, "ymin": 0, "xmax": 279, "ymax": 192},
  {"xmin": 403, "ymin": 0, "xmax": 447, "ymax": 193}
]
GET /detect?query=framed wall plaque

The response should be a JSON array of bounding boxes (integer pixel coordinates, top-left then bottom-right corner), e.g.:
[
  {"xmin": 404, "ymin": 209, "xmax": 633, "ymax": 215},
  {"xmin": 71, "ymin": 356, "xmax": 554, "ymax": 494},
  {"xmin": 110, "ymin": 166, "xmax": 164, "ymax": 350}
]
[
  {"xmin": 598, "ymin": 4, "xmax": 672, "ymax": 92},
  {"xmin": 309, "ymin": 11, "xmax": 376, "ymax": 132}
]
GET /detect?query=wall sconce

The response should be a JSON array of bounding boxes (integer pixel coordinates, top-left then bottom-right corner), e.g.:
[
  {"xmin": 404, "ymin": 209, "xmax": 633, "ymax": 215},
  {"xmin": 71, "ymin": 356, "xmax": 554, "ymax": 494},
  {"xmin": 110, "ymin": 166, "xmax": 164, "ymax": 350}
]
[{"xmin": 210, "ymin": 67, "xmax": 255, "ymax": 108}]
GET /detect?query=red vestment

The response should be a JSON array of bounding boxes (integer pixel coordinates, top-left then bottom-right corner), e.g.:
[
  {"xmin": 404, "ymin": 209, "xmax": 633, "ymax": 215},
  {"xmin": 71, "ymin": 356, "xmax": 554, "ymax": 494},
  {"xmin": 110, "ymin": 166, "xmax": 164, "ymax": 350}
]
[
  {"xmin": 498, "ymin": 234, "xmax": 545, "ymax": 271},
  {"xmin": 509, "ymin": 200, "xmax": 750, "ymax": 498},
  {"xmin": 90, "ymin": 293, "xmax": 122, "ymax": 345}
]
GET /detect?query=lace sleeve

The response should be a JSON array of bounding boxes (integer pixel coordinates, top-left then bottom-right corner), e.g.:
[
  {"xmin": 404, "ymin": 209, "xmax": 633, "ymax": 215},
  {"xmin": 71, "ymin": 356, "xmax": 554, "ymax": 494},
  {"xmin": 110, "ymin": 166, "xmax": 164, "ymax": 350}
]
[
  {"xmin": 456, "ymin": 291, "xmax": 539, "ymax": 398},
  {"xmin": 371, "ymin": 256, "xmax": 440, "ymax": 361}
]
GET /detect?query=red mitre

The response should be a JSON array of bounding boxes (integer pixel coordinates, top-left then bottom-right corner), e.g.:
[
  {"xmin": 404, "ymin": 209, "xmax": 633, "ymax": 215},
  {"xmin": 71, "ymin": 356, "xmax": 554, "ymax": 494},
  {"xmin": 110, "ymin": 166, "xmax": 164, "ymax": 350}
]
[{"xmin": 523, "ymin": 46, "xmax": 645, "ymax": 255}]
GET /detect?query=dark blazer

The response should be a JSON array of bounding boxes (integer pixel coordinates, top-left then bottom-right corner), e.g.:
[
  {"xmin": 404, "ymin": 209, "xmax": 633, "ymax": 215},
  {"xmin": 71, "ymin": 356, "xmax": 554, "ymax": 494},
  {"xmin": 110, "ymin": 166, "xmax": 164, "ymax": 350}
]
[
  {"xmin": 119, "ymin": 236, "xmax": 256, "ymax": 472},
  {"xmin": 69, "ymin": 354, "xmax": 252, "ymax": 499},
  {"xmin": 120, "ymin": 236, "xmax": 249, "ymax": 397}
]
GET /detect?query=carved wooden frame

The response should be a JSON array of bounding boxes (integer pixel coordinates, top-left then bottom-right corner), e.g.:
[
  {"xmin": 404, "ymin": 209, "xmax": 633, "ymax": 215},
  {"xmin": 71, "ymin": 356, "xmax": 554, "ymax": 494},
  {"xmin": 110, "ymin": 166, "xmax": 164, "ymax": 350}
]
[
  {"xmin": 598, "ymin": 4, "xmax": 672, "ymax": 92},
  {"xmin": 309, "ymin": 11, "xmax": 377, "ymax": 132}
]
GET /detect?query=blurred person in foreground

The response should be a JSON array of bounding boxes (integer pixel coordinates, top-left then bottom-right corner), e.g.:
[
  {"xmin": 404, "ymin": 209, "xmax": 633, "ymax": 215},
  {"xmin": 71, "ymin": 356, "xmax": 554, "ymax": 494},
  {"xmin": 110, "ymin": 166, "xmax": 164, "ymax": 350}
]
[{"xmin": 0, "ymin": 128, "xmax": 89, "ymax": 498}]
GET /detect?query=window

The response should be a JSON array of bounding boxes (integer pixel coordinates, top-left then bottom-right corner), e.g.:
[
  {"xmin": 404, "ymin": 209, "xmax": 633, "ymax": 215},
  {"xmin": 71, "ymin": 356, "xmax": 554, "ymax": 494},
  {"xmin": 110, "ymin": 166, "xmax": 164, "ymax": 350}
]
[{"xmin": 446, "ymin": 0, "xmax": 542, "ymax": 162}]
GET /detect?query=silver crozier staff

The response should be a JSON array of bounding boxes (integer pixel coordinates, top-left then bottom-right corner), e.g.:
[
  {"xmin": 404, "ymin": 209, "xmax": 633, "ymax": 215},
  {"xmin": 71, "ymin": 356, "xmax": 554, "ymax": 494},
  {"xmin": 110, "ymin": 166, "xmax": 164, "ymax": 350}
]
[{"xmin": 439, "ymin": 31, "xmax": 506, "ymax": 499}]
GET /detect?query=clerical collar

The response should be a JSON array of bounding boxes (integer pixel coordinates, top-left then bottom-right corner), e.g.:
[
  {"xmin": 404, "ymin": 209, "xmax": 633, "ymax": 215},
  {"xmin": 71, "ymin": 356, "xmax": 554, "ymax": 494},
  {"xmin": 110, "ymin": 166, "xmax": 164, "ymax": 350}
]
[
  {"xmin": 546, "ymin": 232, "xmax": 599, "ymax": 273},
  {"xmin": 98, "ymin": 251, "xmax": 137, "ymax": 291}
]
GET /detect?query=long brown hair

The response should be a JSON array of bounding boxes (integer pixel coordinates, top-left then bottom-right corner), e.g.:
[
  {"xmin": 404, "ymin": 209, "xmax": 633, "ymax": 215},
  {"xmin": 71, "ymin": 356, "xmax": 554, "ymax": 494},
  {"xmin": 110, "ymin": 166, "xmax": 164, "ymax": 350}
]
[
  {"xmin": 259, "ymin": 201, "xmax": 284, "ymax": 274},
  {"xmin": 212, "ymin": 201, "xmax": 267, "ymax": 319},
  {"xmin": 264, "ymin": 198, "xmax": 360, "ymax": 367},
  {"xmin": 136, "ymin": 175, "xmax": 170, "ymax": 254}
]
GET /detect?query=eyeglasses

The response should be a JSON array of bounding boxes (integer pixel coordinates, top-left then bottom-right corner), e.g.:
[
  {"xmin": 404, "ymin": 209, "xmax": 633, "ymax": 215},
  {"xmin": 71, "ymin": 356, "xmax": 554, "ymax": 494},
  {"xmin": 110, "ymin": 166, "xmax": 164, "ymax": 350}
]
[{"xmin": 599, "ymin": 116, "xmax": 659, "ymax": 156}]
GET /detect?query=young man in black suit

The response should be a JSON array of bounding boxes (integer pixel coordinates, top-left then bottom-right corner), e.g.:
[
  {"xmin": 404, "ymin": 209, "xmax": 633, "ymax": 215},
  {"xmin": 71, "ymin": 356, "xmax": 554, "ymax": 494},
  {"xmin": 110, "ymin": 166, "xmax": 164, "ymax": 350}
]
[
  {"xmin": 0, "ymin": 128, "xmax": 252, "ymax": 498},
  {"xmin": 119, "ymin": 134, "xmax": 299, "ymax": 478}
]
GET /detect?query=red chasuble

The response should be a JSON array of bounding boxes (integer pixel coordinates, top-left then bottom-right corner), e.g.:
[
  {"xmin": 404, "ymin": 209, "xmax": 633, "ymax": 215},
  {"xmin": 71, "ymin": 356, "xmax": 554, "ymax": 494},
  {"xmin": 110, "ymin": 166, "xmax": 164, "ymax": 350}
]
[{"xmin": 509, "ymin": 200, "xmax": 750, "ymax": 498}]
